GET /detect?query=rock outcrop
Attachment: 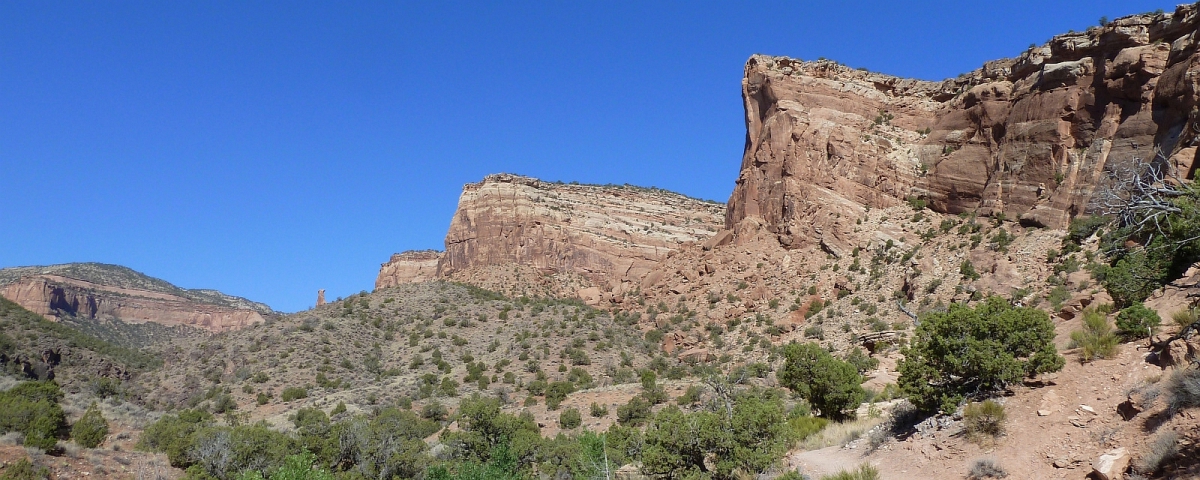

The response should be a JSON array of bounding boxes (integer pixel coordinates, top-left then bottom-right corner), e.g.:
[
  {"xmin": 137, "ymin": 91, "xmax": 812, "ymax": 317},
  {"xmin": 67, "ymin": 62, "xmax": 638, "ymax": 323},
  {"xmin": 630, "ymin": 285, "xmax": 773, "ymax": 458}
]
[
  {"xmin": 728, "ymin": 6, "xmax": 1200, "ymax": 253},
  {"xmin": 376, "ymin": 174, "xmax": 726, "ymax": 292},
  {"xmin": 0, "ymin": 263, "xmax": 270, "ymax": 333},
  {"xmin": 439, "ymin": 174, "xmax": 724, "ymax": 282},
  {"xmin": 375, "ymin": 250, "xmax": 442, "ymax": 289}
]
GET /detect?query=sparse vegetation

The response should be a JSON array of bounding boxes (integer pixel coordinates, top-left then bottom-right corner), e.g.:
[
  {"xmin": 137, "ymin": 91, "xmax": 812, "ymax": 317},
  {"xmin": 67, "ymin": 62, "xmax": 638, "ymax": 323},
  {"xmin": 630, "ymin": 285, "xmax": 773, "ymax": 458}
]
[
  {"xmin": 962, "ymin": 400, "xmax": 1006, "ymax": 443},
  {"xmin": 819, "ymin": 464, "xmax": 880, "ymax": 480},
  {"xmin": 967, "ymin": 458, "xmax": 1008, "ymax": 479},
  {"xmin": 1166, "ymin": 367, "xmax": 1200, "ymax": 416},
  {"xmin": 1069, "ymin": 308, "xmax": 1119, "ymax": 362}
]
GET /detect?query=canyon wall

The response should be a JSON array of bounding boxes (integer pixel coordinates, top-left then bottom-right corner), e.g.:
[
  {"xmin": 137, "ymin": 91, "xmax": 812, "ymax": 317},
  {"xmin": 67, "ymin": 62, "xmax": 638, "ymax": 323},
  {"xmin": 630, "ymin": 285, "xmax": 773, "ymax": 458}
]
[
  {"xmin": 728, "ymin": 5, "xmax": 1200, "ymax": 254},
  {"xmin": 0, "ymin": 264, "xmax": 270, "ymax": 333},
  {"xmin": 375, "ymin": 250, "xmax": 441, "ymax": 289},
  {"xmin": 376, "ymin": 174, "xmax": 726, "ymax": 290}
]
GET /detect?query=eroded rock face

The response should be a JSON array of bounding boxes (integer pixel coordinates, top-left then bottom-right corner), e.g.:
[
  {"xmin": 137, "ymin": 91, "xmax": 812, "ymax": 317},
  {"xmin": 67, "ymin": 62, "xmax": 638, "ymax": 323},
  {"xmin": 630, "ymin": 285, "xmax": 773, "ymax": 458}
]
[
  {"xmin": 0, "ymin": 274, "xmax": 266, "ymax": 333},
  {"xmin": 439, "ymin": 174, "xmax": 725, "ymax": 283},
  {"xmin": 728, "ymin": 6, "xmax": 1200, "ymax": 251},
  {"xmin": 375, "ymin": 250, "xmax": 442, "ymax": 289},
  {"xmin": 376, "ymin": 174, "xmax": 726, "ymax": 291}
]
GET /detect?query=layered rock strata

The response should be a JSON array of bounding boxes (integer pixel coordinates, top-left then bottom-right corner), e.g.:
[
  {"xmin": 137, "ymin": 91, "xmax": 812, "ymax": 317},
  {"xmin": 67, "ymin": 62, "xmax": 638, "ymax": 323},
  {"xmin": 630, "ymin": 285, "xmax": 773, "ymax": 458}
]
[
  {"xmin": 376, "ymin": 174, "xmax": 726, "ymax": 289},
  {"xmin": 375, "ymin": 250, "xmax": 441, "ymax": 289},
  {"xmin": 0, "ymin": 264, "xmax": 270, "ymax": 333},
  {"xmin": 728, "ymin": 5, "xmax": 1200, "ymax": 253}
]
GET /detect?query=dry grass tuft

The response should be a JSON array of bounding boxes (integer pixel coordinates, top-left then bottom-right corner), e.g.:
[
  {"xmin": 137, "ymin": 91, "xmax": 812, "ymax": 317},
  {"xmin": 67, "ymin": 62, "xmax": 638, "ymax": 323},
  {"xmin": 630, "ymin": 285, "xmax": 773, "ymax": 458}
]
[
  {"xmin": 967, "ymin": 457, "xmax": 1008, "ymax": 479},
  {"xmin": 1134, "ymin": 431, "xmax": 1179, "ymax": 474},
  {"xmin": 963, "ymin": 400, "xmax": 1006, "ymax": 444},
  {"xmin": 800, "ymin": 416, "xmax": 885, "ymax": 450}
]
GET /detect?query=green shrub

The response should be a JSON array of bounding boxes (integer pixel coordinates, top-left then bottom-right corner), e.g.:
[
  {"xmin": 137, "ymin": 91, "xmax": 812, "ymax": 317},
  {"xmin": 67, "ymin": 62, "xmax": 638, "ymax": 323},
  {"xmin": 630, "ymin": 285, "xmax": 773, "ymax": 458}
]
[
  {"xmin": 558, "ymin": 407, "xmax": 582, "ymax": 430},
  {"xmin": 786, "ymin": 415, "xmax": 829, "ymax": 441},
  {"xmin": 330, "ymin": 401, "xmax": 347, "ymax": 416},
  {"xmin": 640, "ymin": 389, "xmax": 789, "ymax": 479},
  {"xmin": 0, "ymin": 381, "xmax": 66, "ymax": 452},
  {"xmin": 676, "ymin": 385, "xmax": 702, "ymax": 406},
  {"xmin": 544, "ymin": 381, "xmax": 575, "ymax": 410},
  {"xmin": 238, "ymin": 452, "xmax": 335, "ymax": 480},
  {"xmin": 422, "ymin": 401, "xmax": 448, "ymax": 421},
  {"xmin": 898, "ymin": 297, "xmax": 1064, "ymax": 412},
  {"xmin": 778, "ymin": 342, "xmax": 864, "ymax": 419},
  {"xmin": 71, "ymin": 403, "xmax": 109, "ymax": 448},
  {"xmin": 1115, "ymin": 302, "xmax": 1161, "ymax": 340},
  {"xmin": 137, "ymin": 409, "xmax": 214, "ymax": 467},
  {"xmin": 960, "ymin": 260, "xmax": 980, "ymax": 281},
  {"xmin": 820, "ymin": 463, "xmax": 880, "ymax": 480},
  {"xmin": 589, "ymin": 402, "xmax": 608, "ymax": 418},
  {"xmin": 442, "ymin": 394, "xmax": 538, "ymax": 466},
  {"xmin": 1101, "ymin": 250, "xmax": 1169, "ymax": 308},
  {"xmin": 616, "ymin": 396, "xmax": 651, "ymax": 426},
  {"xmin": 212, "ymin": 393, "xmax": 237, "ymax": 414},
  {"xmin": 330, "ymin": 408, "xmax": 437, "ymax": 479},
  {"xmin": 1066, "ymin": 215, "xmax": 1107, "ymax": 245},
  {"xmin": 0, "ymin": 458, "xmax": 49, "ymax": 480},
  {"xmin": 281, "ymin": 387, "xmax": 308, "ymax": 402},
  {"xmin": 843, "ymin": 348, "xmax": 878, "ymax": 374},
  {"xmin": 188, "ymin": 424, "xmax": 296, "ymax": 479},
  {"xmin": 1046, "ymin": 285, "xmax": 1070, "ymax": 310},
  {"xmin": 962, "ymin": 400, "xmax": 1006, "ymax": 442},
  {"xmin": 1069, "ymin": 309, "xmax": 1118, "ymax": 362}
]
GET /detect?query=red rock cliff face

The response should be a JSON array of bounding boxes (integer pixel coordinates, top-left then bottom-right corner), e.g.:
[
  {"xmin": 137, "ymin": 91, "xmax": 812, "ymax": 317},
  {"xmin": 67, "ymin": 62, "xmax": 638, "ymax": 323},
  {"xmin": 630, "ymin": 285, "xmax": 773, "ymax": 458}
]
[
  {"xmin": 0, "ymin": 274, "xmax": 266, "ymax": 333},
  {"xmin": 728, "ymin": 6, "xmax": 1200, "ymax": 253},
  {"xmin": 376, "ymin": 174, "xmax": 726, "ymax": 290},
  {"xmin": 439, "ymin": 174, "xmax": 725, "ymax": 282},
  {"xmin": 375, "ymin": 250, "xmax": 441, "ymax": 289}
]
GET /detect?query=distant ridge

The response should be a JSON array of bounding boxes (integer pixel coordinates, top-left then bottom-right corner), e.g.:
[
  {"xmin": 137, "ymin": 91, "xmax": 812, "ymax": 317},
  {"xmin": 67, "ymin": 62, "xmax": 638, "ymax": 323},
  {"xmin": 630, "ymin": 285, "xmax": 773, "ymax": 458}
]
[{"xmin": 0, "ymin": 262, "xmax": 273, "ymax": 314}]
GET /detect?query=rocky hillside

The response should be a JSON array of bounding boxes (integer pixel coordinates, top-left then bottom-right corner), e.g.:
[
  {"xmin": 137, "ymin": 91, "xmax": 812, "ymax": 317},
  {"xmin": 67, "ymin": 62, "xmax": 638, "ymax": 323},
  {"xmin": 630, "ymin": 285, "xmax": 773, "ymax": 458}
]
[
  {"xmin": 145, "ymin": 281, "xmax": 663, "ymax": 432},
  {"xmin": 0, "ymin": 297, "xmax": 159, "ymax": 394},
  {"xmin": 377, "ymin": 174, "xmax": 726, "ymax": 295},
  {"xmin": 728, "ymin": 6, "xmax": 1200, "ymax": 256},
  {"xmin": 0, "ymin": 263, "xmax": 272, "ymax": 335}
]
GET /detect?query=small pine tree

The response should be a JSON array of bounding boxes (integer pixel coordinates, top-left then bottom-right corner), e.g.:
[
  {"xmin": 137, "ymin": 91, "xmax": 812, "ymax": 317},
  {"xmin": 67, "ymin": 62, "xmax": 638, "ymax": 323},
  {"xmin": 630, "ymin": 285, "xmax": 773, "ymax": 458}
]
[
  {"xmin": 71, "ymin": 403, "xmax": 109, "ymax": 448},
  {"xmin": 778, "ymin": 342, "xmax": 865, "ymax": 419},
  {"xmin": 558, "ymin": 407, "xmax": 582, "ymax": 429},
  {"xmin": 1115, "ymin": 302, "xmax": 1161, "ymax": 340}
]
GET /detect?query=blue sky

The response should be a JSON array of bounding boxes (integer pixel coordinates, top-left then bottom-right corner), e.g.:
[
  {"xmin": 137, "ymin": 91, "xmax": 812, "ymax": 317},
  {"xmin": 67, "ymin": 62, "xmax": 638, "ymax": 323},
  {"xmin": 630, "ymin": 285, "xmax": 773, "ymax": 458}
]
[{"xmin": 1, "ymin": 1, "xmax": 1172, "ymax": 312}]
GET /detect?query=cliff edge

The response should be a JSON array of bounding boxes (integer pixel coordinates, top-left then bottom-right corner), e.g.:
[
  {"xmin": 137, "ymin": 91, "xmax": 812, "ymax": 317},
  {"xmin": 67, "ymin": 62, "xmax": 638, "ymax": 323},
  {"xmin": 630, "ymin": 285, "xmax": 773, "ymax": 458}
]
[{"xmin": 728, "ymin": 6, "xmax": 1200, "ymax": 254}]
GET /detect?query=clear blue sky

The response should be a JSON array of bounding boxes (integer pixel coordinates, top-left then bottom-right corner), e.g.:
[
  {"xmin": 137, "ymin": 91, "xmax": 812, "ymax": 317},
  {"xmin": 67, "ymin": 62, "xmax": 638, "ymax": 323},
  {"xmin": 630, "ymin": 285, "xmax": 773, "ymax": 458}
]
[{"xmin": 1, "ymin": 1, "xmax": 1172, "ymax": 312}]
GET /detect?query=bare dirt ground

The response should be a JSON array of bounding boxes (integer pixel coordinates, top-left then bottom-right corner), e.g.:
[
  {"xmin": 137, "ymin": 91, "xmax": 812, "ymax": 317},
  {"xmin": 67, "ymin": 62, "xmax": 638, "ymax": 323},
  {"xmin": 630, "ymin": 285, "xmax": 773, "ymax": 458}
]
[{"xmin": 790, "ymin": 334, "xmax": 1199, "ymax": 479}]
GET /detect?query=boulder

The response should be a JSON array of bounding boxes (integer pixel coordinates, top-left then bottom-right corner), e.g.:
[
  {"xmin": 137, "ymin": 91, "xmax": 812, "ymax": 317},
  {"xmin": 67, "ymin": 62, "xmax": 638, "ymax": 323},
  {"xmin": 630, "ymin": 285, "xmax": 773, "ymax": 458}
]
[{"xmin": 1092, "ymin": 448, "xmax": 1129, "ymax": 480}]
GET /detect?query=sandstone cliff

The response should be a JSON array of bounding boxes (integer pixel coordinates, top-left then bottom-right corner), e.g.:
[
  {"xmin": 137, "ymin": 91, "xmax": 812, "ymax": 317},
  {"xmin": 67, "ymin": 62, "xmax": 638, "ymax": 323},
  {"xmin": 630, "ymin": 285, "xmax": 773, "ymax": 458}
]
[
  {"xmin": 0, "ymin": 263, "xmax": 271, "ymax": 333},
  {"xmin": 375, "ymin": 250, "xmax": 441, "ymax": 289},
  {"xmin": 728, "ymin": 6, "xmax": 1200, "ymax": 254},
  {"xmin": 375, "ymin": 174, "xmax": 726, "ymax": 292}
]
